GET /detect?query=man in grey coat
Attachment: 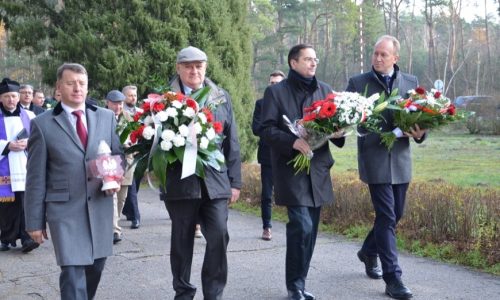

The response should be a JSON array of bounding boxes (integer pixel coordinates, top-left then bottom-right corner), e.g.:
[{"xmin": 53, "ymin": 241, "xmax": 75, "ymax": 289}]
[
  {"xmin": 261, "ymin": 44, "xmax": 345, "ymax": 300},
  {"xmin": 160, "ymin": 46, "xmax": 242, "ymax": 300},
  {"xmin": 25, "ymin": 63, "xmax": 122, "ymax": 300},
  {"xmin": 346, "ymin": 35, "xmax": 426, "ymax": 300}
]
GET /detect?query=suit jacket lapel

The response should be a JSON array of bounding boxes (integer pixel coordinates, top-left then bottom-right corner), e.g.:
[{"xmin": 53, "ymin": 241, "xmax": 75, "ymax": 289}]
[
  {"xmin": 86, "ymin": 108, "xmax": 98, "ymax": 154},
  {"xmin": 53, "ymin": 112, "xmax": 85, "ymax": 152}
]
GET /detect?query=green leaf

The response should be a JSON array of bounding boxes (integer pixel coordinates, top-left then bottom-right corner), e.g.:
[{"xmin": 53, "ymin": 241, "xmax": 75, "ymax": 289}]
[
  {"xmin": 152, "ymin": 148, "xmax": 168, "ymax": 189},
  {"xmin": 173, "ymin": 146, "xmax": 185, "ymax": 162},
  {"xmin": 195, "ymin": 156, "xmax": 205, "ymax": 178},
  {"xmin": 191, "ymin": 86, "xmax": 211, "ymax": 107}
]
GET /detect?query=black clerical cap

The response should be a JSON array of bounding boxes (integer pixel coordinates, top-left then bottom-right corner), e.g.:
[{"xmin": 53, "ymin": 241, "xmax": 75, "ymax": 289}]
[{"xmin": 0, "ymin": 78, "xmax": 20, "ymax": 95}]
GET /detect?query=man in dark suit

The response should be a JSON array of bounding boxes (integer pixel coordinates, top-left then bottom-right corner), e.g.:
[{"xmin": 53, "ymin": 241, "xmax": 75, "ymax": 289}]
[
  {"xmin": 160, "ymin": 46, "xmax": 241, "ymax": 300},
  {"xmin": 25, "ymin": 63, "xmax": 122, "ymax": 300},
  {"xmin": 346, "ymin": 35, "xmax": 427, "ymax": 300},
  {"xmin": 252, "ymin": 70, "xmax": 285, "ymax": 241},
  {"xmin": 260, "ymin": 44, "xmax": 345, "ymax": 300}
]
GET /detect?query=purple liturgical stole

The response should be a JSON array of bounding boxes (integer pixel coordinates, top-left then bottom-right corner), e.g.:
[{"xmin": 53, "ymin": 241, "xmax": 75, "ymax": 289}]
[{"xmin": 0, "ymin": 109, "xmax": 31, "ymax": 202}]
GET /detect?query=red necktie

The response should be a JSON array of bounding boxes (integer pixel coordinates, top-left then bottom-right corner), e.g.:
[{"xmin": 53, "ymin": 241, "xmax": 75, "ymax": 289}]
[{"xmin": 72, "ymin": 110, "xmax": 88, "ymax": 148}]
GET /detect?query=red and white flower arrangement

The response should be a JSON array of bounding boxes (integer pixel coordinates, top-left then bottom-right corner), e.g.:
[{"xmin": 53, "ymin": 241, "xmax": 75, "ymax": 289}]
[
  {"xmin": 121, "ymin": 87, "xmax": 225, "ymax": 187},
  {"xmin": 285, "ymin": 91, "xmax": 385, "ymax": 174},
  {"xmin": 380, "ymin": 86, "xmax": 461, "ymax": 149}
]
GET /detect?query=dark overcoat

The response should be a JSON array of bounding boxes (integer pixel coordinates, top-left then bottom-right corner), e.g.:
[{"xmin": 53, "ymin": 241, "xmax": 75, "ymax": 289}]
[
  {"xmin": 346, "ymin": 65, "xmax": 422, "ymax": 184},
  {"xmin": 260, "ymin": 75, "xmax": 344, "ymax": 207}
]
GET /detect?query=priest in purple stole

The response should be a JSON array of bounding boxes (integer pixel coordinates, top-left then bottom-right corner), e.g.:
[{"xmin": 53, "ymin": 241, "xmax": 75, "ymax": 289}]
[{"xmin": 0, "ymin": 78, "xmax": 38, "ymax": 253}]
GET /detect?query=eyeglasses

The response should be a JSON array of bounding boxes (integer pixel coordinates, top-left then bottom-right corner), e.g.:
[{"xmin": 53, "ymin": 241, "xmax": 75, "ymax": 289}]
[
  {"xmin": 302, "ymin": 57, "xmax": 319, "ymax": 64},
  {"xmin": 20, "ymin": 91, "xmax": 33, "ymax": 95}
]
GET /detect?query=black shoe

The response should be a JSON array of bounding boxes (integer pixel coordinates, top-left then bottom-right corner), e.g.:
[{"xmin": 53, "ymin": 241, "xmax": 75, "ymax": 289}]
[
  {"xmin": 130, "ymin": 220, "xmax": 140, "ymax": 229},
  {"xmin": 113, "ymin": 232, "xmax": 122, "ymax": 244},
  {"xmin": 385, "ymin": 280, "xmax": 413, "ymax": 299},
  {"xmin": 10, "ymin": 241, "xmax": 17, "ymax": 248},
  {"xmin": 287, "ymin": 290, "xmax": 305, "ymax": 300},
  {"xmin": 302, "ymin": 290, "xmax": 316, "ymax": 300},
  {"xmin": 357, "ymin": 250, "xmax": 382, "ymax": 279},
  {"xmin": 21, "ymin": 239, "xmax": 40, "ymax": 253},
  {"xmin": 0, "ymin": 242, "xmax": 10, "ymax": 251}
]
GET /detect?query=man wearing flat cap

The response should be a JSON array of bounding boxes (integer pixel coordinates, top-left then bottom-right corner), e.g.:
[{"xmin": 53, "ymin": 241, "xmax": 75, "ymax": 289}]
[
  {"xmin": 105, "ymin": 90, "xmax": 134, "ymax": 244},
  {"xmin": 0, "ymin": 78, "xmax": 38, "ymax": 253},
  {"xmin": 161, "ymin": 46, "xmax": 242, "ymax": 300}
]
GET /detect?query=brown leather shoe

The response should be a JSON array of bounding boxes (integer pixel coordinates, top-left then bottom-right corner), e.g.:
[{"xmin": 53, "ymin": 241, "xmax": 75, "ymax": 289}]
[{"xmin": 262, "ymin": 228, "xmax": 272, "ymax": 241}]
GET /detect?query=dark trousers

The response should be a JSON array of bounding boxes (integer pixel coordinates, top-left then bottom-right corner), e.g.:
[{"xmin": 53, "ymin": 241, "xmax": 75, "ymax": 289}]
[
  {"xmin": 361, "ymin": 183, "xmax": 409, "ymax": 283},
  {"xmin": 285, "ymin": 206, "xmax": 321, "ymax": 291},
  {"xmin": 260, "ymin": 164, "xmax": 273, "ymax": 229},
  {"xmin": 122, "ymin": 179, "xmax": 140, "ymax": 222},
  {"xmin": 164, "ymin": 189, "xmax": 229, "ymax": 300},
  {"xmin": 59, "ymin": 257, "xmax": 107, "ymax": 300}
]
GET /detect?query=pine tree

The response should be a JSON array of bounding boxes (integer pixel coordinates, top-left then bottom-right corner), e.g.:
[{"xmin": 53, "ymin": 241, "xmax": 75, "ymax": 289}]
[{"xmin": 1, "ymin": 0, "xmax": 255, "ymax": 160}]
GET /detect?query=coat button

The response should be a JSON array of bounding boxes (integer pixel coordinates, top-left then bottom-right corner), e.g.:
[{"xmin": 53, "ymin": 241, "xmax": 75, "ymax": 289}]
[{"xmin": 87, "ymin": 196, "xmax": 91, "ymax": 201}]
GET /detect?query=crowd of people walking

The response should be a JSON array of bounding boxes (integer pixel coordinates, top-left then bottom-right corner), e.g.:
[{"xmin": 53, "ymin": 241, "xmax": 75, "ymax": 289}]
[{"xmin": 0, "ymin": 35, "xmax": 425, "ymax": 300}]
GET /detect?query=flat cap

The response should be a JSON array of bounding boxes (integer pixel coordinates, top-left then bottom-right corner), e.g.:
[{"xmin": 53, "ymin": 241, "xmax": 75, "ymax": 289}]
[
  {"xmin": 106, "ymin": 90, "xmax": 125, "ymax": 102},
  {"xmin": 176, "ymin": 46, "xmax": 208, "ymax": 63},
  {"xmin": 0, "ymin": 78, "xmax": 20, "ymax": 95}
]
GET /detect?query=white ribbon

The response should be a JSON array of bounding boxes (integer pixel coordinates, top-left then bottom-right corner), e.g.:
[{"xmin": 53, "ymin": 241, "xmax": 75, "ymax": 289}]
[{"xmin": 181, "ymin": 121, "xmax": 198, "ymax": 179}]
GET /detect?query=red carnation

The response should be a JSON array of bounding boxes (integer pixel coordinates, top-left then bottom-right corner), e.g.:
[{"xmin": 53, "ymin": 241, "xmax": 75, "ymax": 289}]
[
  {"xmin": 153, "ymin": 102, "xmax": 165, "ymax": 112},
  {"xmin": 176, "ymin": 92, "xmax": 185, "ymax": 101},
  {"xmin": 303, "ymin": 112, "xmax": 317, "ymax": 122},
  {"xmin": 213, "ymin": 121, "xmax": 223, "ymax": 134},
  {"xmin": 415, "ymin": 86, "xmax": 426, "ymax": 95},
  {"xmin": 318, "ymin": 102, "xmax": 337, "ymax": 118},
  {"xmin": 434, "ymin": 91, "xmax": 441, "ymax": 98},
  {"xmin": 202, "ymin": 108, "xmax": 213, "ymax": 123},
  {"xmin": 133, "ymin": 112, "xmax": 143, "ymax": 122},
  {"xmin": 447, "ymin": 104, "xmax": 456, "ymax": 115},
  {"xmin": 186, "ymin": 99, "xmax": 198, "ymax": 110},
  {"xmin": 130, "ymin": 125, "xmax": 144, "ymax": 144},
  {"xmin": 142, "ymin": 102, "xmax": 151, "ymax": 112}
]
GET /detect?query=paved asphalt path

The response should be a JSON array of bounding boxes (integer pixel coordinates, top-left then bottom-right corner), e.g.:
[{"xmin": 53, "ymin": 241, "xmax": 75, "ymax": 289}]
[{"xmin": 1, "ymin": 188, "xmax": 499, "ymax": 299}]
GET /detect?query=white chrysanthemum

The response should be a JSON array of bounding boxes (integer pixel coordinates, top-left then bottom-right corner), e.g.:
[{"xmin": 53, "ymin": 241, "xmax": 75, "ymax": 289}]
[
  {"xmin": 183, "ymin": 107, "xmax": 196, "ymax": 118},
  {"xmin": 197, "ymin": 113, "xmax": 207, "ymax": 124},
  {"xmin": 156, "ymin": 111, "xmax": 168, "ymax": 122},
  {"xmin": 172, "ymin": 134, "xmax": 185, "ymax": 147},
  {"xmin": 199, "ymin": 137, "xmax": 209, "ymax": 150},
  {"xmin": 166, "ymin": 107, "xmax": 178, "ymax": 118},
  {"xmin": 160, "ymin": 140, "xmax": 173, "ymax": 151},
  {"xmin": 161, "ymin": 129, "xmax": 176, "ymax": 142},
  {"xmin": 194, "ymin": 122, "xmax": 203, "ymax": 134},
  {"xmin": 171, "ymin": 100, "xmax": 183, "ymax": 109},
  {"xmin": 205, "ymin": 127, "xmax": 216, "ymax": 141},
  {"xmin": 142, "ymin": 126, "xmax": 155, "ymax": 140},
  {"xmin": 178, "ymin": 124, "xmax": 189, "ymax": 137}
]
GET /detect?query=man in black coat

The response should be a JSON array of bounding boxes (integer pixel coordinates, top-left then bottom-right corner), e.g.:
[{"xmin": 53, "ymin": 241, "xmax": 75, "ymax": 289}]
[
  {"xmin": 346, "ymin": 35, "xmax": 426, "ymax": 300},
  {"xmin": 252, "ymin": 70, "xmax": 285, "ymax": 241},
  {"xmin": 160, "ymin": 46, "xmax": 242, "ymax": 300},
  {"xmin": 261, "ymin": 44, "xmax": 345, "ymax": 300},
  {"xmin": 19, "ymin": 84, "xmax": 45, "ymax": 115}
]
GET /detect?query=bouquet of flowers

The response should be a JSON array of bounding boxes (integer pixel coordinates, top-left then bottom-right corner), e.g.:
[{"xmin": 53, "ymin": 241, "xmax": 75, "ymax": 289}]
[
  {"xmin": 285, "ymin": 91, "xmax": 387, "ymax": 174},
  {"xmin": 120, "ymin": 87, "xmax": 225, "ymax": 188},
  {"xmin": 380, "ymin": 86, "xmax": 462, "ymax": 149}
]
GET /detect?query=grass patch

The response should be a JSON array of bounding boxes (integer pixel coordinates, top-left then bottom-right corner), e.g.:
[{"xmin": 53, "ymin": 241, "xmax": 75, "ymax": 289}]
[{"xmin": 332, "ymin": 132, "xmax": 500, "ymax": 188}]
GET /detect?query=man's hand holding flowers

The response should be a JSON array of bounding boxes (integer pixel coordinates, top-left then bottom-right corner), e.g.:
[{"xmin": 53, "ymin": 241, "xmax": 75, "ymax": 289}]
[
  {"xmin": 379, "ymin": 86, "xmax": 461, "ymax": 149},
  {"xmin": 286, "ymin": 91, "xmax": 385, "ymax": 174}
]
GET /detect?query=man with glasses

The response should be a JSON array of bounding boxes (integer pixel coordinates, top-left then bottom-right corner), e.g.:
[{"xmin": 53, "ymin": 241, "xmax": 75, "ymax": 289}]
[
  {"xmin": 260, "ymin": 44, "xmax": 345, "ymax": 300},
  {"xmin": 252, "ymin": 70, "xmax": 285, "ymax": 241},
  {"xmin": 18, "ymin": 84, "xmax": 44, "ymax": 115}
]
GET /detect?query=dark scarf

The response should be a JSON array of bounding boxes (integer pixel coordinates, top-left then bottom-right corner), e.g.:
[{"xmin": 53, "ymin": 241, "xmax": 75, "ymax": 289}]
[{"xmin": 288, "ymin": 69, "xmax": 317, "ymax": 94}]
